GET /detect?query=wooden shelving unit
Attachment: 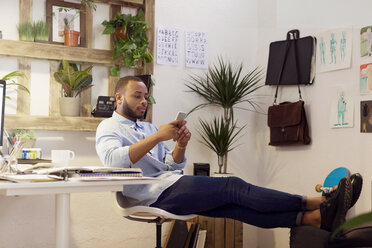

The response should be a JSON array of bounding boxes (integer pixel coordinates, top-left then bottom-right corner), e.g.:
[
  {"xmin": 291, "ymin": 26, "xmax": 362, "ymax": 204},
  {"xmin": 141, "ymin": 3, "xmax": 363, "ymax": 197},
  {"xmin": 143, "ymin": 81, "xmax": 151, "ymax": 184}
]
[{"xmin": 3, "ymin": 0, "xmax": 155, "ymax": 132}]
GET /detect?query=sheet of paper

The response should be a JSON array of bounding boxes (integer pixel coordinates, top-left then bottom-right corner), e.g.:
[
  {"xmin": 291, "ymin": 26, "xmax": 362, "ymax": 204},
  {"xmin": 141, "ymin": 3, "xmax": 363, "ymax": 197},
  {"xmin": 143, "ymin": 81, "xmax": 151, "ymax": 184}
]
[
  {"xmin": 156, "ymin": 25, "xmax": 180, "ymax": 66},
  {"xmin": 185, "ymin": 30, "xmax": 208, "ymax": 69},
  {"xmin": 316, "ymin": 28, "xmax": 352, "ymax": 73}
]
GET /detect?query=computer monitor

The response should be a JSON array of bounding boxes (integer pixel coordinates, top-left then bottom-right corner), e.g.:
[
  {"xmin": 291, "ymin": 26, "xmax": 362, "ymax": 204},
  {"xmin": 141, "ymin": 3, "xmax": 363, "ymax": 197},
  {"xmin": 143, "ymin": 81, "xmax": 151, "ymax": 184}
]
[{"xmin": 0, "ymin": 80, "xmax": 6, "ymax": 146}]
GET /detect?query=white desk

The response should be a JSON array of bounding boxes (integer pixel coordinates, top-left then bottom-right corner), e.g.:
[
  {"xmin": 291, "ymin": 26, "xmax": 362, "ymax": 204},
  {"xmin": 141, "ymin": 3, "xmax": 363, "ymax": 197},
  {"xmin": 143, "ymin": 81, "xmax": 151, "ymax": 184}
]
[{"xmin": 0, "ymin": 178, "xmax": 158, "ymax": 248}]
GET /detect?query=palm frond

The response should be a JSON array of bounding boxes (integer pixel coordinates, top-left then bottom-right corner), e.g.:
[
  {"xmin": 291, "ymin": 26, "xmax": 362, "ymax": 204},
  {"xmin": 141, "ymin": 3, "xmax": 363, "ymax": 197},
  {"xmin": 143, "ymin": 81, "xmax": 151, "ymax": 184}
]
[
  {"xmin": 185, "ymin": 56, "xmax": 264, "ymax": 115},
  {"xmin": 197, "ymin": 116, "xmax": 244, "ymax": 156}
]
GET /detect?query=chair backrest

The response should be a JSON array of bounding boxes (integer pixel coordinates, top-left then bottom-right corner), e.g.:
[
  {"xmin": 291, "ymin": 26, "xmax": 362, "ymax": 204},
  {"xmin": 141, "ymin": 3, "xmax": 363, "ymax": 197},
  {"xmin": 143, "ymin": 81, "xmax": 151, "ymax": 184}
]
[{"xmin": 111, "ymin": 192, "xmax": 196, "ymax": 221}]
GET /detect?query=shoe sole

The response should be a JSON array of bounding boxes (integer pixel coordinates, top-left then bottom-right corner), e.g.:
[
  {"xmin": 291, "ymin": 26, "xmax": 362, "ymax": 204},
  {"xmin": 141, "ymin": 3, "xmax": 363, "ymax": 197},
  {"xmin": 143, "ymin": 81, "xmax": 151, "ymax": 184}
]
[
  {"xmin": 350, "ymin": 173, "xmax": 363, "ymax": 208},
  {"xmin": 332, "ymin": 177, "xmax": 352, "ymax": 231}
]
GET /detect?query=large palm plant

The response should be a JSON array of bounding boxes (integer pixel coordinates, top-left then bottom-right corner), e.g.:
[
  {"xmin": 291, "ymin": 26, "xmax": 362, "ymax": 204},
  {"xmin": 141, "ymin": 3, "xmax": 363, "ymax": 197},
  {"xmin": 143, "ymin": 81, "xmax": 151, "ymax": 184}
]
[{"xmin": 186, "ymin": 57, "xmax": 263, "ymax": 173}]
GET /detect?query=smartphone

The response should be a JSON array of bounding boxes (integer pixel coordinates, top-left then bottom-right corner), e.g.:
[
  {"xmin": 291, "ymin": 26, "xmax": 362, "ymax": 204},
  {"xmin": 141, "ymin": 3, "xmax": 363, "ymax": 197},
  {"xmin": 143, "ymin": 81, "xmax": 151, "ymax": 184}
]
[{"xmin": 175, "ymin": 111, "xmax": 187, "ymax": 121}]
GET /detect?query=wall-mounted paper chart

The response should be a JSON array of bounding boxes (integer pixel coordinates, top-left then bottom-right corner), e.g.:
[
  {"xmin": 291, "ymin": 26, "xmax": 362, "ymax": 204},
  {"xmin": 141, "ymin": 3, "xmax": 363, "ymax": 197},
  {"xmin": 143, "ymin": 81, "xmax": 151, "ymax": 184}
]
[{"xmin": 185, "ymin": 31, "xmax": 208, "ymax": 69}]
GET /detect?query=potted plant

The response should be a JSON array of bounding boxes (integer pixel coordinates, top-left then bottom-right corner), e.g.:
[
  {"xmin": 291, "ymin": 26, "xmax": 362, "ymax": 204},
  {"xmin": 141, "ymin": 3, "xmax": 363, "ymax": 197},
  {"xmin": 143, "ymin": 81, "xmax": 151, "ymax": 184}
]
[
  {"xmin": 186, "ymin": 57, "xmax": 264, "ymax": 174},
  {"xmin": 53, "ymin": 60, "xmax": 93, "ymax": 116},
  {"xmin": 102, "ymin": 9, "xmax": 153, "ymax": 70},
  {"xmin": 33, "ymin": 20, "xmax": 49, "ymax": 43},
  {"xmin": 17, "ymin": 22, "xmax": 34, "ymax": 42},
  {"xmin": 55, "ymin": 0, "xmax": 96, "ymax": 46}
]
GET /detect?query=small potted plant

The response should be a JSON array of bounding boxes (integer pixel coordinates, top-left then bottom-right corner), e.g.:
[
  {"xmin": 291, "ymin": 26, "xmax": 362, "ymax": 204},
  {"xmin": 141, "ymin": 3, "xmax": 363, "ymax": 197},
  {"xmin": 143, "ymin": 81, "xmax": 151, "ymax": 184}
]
[
  {"xmin": 55, "ymin": 7, "xmax": 81, "ymax": 46},
  {"xmin": 53, "ymin": 60, "xmax": 93, "ymax": 116},
  {"xmin": 102, "ymin": 9, "xmax": 153, "ymax": 70},
  {"xmin": 54, "ymin": 0, "xmax": 96, "ymax": 46},
  {"xmin": 33, "ymin": 20, "xmax": 49, "ymax": 43},
  {"xmin": 17, "ymin": 22, "xmax": 34, "ymax": 42}
]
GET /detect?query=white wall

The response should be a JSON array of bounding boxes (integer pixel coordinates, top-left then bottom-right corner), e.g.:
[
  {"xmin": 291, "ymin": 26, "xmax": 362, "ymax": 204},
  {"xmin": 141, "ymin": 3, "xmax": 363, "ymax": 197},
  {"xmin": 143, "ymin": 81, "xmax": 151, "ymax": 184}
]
[
  {"xmin": 0, "ymin": 0, "xmax": 261, "ymax": 247},
  {"xmin": 255, "ymin": 0, "xmax": 372, "ymax": 247}
]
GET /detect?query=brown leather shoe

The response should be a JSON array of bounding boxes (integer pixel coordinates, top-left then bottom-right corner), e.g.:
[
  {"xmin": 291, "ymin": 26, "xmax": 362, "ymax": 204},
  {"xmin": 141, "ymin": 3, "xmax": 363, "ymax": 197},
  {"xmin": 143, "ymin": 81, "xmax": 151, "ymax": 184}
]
[{"xmin": 320, "ymin": 177, "xmax": 352, "ymax": 231}]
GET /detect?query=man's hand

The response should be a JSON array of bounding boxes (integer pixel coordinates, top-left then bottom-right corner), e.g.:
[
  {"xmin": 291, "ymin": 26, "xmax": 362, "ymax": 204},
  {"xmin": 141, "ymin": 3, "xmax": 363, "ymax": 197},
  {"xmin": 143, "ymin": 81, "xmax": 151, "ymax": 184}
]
[
  {"xmin": 175, "ymin": 120, "xmax": 191, "ymax": 146},
  {"xmin": 156, "ymin": 120, "xmax": 180, "ymax": 141}
]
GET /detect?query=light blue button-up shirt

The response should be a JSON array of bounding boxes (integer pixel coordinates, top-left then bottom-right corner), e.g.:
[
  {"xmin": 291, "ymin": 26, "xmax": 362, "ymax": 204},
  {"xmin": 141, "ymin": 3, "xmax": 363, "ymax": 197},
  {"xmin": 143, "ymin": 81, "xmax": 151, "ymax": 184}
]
[{"xmin": 96, "ymin": 111, "xmax": 186, "ymax": 207}]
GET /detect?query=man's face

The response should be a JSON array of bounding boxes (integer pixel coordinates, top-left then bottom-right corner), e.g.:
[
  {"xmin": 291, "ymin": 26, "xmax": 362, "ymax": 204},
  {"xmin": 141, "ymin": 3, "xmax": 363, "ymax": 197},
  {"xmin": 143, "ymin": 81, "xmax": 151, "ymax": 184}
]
[{"xmin": 116, "ymin": 80, "xmax": 148, "ymax": 121}]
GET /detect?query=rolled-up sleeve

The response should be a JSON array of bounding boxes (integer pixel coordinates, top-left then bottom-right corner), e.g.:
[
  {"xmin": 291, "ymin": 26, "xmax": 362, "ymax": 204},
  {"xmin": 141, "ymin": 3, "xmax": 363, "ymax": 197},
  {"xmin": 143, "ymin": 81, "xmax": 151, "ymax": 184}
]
[
  {"xmin": 96, "ymin": 122, "xmax": 133, "ymax": 168},
  {"xmin": 164, "ymin": 149, "xmax": 186, "ymax": 171}
]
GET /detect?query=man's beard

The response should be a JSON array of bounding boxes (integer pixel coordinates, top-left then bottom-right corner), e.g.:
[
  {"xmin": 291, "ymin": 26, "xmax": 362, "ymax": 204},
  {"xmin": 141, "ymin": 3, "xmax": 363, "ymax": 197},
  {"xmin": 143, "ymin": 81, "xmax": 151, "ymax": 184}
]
[{"xmin": 122, "ymin": 101, "xmax": 146, "ymax": 120}]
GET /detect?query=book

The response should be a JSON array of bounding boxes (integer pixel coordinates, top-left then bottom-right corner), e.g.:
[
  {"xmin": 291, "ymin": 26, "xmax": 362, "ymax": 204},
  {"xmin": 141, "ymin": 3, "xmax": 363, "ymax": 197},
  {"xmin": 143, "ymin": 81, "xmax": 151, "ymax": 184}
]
[
  {"xmin": 35, "ymin": 166, "xmax": 143, "ymax": 179},
  {"xmin": 0, "ymin": 174, "xmax": 64, "ymax": 183},
  {"xmin": 196, "ymin": 230, "xmax": 206, "ymax": 248}
]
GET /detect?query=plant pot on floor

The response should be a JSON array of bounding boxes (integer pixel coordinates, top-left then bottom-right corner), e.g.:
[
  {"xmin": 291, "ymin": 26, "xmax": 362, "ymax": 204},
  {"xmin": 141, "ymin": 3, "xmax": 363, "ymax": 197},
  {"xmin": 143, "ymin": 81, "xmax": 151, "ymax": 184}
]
[
  {"xmin": 64, "ymin": 30, "xmax": 79, "ymax": 47},
  {"xmin": 60, "ymin": 97, "xmax": 80, "ymax": 116}
]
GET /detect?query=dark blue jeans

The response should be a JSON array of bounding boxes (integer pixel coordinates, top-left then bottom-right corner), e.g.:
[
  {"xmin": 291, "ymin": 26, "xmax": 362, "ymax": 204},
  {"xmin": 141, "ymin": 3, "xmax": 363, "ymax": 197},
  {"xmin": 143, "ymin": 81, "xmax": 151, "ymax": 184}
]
[{"xmin": 150, "ymin": 176, "xmax": 305, "ymax": 228}]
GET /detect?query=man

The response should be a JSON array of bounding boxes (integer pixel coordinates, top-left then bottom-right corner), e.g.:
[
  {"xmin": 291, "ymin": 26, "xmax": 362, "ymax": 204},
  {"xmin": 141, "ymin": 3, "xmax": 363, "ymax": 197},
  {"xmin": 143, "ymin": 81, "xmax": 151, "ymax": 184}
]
[{"xmin": 96, "ymin": 76, "xmax": 361, "ymax": 231}]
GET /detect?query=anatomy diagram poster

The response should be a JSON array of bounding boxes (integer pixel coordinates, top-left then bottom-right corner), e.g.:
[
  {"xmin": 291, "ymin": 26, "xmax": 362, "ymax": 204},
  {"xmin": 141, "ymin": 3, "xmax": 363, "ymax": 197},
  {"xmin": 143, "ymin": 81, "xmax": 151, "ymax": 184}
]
[
  {"xmin": 185, "ymin": 30, "xmax": 208, "ymax": 69},
  {"xmin": 156, "ymin": 26, "xmax": 180, "ymax": 66}
]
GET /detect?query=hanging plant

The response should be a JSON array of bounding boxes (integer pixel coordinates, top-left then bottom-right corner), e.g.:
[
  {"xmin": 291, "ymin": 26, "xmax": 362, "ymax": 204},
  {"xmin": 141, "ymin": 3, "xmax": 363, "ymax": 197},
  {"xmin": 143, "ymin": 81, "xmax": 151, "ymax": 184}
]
[{"xmin": 102, "ymin": 10, "xmax": 153, "ymax": 70}]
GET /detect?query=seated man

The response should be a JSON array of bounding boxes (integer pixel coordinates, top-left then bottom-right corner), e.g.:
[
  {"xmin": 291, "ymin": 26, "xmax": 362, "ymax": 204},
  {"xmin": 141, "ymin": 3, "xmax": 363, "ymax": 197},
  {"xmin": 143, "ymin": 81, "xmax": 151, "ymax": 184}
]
[{"xmin": 96, "ymin": 76, "xmax": 362, "ymax": 231}]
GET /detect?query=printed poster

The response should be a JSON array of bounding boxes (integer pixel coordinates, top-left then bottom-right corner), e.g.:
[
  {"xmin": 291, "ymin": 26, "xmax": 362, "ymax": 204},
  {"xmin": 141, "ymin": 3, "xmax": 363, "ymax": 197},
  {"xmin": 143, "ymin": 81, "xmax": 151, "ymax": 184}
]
[
  {"xmin": 316, "ymin": 28, "xmax": 352, "ymax": 73},
  {"xmin": 185, "ymin": 31, "xmax": 208, "ymax": 69},
  {"xmin": 156, "ymin": 26, "xmax": 180, "ymax": 66}
]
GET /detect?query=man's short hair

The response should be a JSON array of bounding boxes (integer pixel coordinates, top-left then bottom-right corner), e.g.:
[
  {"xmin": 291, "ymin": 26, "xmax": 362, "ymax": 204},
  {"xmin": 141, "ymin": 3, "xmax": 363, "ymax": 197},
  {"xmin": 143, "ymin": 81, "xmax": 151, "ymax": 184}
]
[{"xmin": 115, "ymin": 76, "xmax": 144, "ymax": 93}]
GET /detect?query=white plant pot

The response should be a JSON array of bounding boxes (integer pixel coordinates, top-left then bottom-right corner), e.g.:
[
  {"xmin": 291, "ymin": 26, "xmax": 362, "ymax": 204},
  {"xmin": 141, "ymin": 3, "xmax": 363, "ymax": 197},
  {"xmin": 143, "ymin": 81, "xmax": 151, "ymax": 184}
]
[
  {"xmin": 60, "ymin": 97, "xmax": 80, "ymax": 117},
  {"xmin": 212, "ymin": 172, "xmax": 235, "ymax": 177}
]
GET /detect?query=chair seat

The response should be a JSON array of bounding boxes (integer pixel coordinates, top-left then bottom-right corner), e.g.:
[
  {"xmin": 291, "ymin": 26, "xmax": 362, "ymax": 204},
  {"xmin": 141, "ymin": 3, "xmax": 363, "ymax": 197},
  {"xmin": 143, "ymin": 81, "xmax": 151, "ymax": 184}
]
[
  {"xmin": 111, "ymin": 191, "xmax": 197, "ymax": 248},
  {"xmin": 111, "ymin": 192, "xmax": 196, "ymax": 221}
]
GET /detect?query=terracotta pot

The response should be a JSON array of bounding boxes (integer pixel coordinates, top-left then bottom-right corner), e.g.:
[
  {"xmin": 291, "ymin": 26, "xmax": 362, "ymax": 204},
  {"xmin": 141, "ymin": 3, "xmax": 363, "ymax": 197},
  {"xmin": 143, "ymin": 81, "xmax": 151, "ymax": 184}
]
[
  {"xmin": 64, "ymin": 30, "xmax": 80, "ymax": 47},
  {"xmin": 114, "ymin": 26, "xmax": 128, "ymax": 40}
]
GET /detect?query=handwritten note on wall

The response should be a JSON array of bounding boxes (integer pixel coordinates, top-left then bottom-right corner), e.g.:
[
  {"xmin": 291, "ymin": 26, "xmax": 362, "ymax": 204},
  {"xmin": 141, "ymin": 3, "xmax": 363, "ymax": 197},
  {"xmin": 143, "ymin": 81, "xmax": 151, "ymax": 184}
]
[
  {"xmin": 185, "ymin": 31, "xmax": 208, "ymax": 69},
  {"xmin": 156, "ymin": 26, "xmax": 180, "ymax": 66}
]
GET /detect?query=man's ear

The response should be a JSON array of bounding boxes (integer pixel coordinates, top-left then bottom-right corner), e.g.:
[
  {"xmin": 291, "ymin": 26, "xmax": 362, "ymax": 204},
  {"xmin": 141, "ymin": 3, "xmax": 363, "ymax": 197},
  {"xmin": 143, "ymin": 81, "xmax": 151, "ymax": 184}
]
[{"xmin": 115, "ymin": 92, "xmax": 123, "ymax": 104}]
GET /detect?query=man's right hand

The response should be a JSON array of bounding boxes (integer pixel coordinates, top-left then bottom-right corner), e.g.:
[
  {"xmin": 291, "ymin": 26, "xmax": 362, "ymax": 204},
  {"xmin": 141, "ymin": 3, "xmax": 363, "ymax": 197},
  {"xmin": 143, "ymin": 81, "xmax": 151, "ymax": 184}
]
[{"xmin": 156, "ymin": 120, "xmax": 180, "ymax": 141}]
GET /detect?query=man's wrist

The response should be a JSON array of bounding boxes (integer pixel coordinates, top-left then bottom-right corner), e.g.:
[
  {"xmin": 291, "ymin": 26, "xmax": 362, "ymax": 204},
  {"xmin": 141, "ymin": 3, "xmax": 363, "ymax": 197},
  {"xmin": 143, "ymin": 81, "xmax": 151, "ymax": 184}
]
[{"xmin": 177, "ymin": 142, "xmax": 188, "ymax": 150}]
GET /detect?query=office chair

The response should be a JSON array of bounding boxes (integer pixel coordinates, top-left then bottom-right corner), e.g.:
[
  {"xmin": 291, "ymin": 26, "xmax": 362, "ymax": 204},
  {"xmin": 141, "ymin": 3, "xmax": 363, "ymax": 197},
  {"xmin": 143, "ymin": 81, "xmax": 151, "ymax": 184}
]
[{"xmin": 111, "ymin": 192, "xmax": 196, "ymax": 248}]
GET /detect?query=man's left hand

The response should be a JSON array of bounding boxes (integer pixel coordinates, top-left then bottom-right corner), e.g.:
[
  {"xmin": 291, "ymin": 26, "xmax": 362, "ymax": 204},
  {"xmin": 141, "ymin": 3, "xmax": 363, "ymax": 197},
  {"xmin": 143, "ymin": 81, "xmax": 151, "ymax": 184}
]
[{"xmin": 176, "ymin": 120, "xmax": 191, "ymax": 146}]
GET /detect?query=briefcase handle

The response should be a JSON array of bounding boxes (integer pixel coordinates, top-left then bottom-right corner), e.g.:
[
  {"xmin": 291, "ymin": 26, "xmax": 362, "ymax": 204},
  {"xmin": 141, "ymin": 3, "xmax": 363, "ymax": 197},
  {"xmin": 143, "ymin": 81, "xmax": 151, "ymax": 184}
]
[{"xmin": 286, "ymin": 29, "xmax": 300, "ymax": 40}]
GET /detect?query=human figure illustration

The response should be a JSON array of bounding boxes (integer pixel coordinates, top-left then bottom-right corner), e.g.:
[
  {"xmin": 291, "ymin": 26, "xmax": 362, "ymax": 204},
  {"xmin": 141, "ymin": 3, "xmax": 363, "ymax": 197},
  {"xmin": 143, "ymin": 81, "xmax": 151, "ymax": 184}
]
[
  {"xmin": 319, "ymin": 37, "xmax": 326, "ymax": 64},
  {"xmin": 334, "ymin": 91, "xmax": 348, "ymax": 126},
  {"xmin": 340, "ymin": 32, "xmax": 346, "ymax": 61},
  {"xmin": 330, "ymin": 33, "xmax": 337, "ymax": 64},
  {"xmin": 366, "ymin": 28, "xmax": 372, "ymax": 56},
  {"xmin": 366, "ymin": 64, "xmax": 372, "ymax": 92}
]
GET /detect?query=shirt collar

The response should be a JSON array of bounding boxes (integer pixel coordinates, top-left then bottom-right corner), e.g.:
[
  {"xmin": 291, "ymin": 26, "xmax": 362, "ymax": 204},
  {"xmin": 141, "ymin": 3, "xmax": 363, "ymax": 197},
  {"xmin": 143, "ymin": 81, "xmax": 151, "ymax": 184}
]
[{"xmin": 113, "ymin": 111, "xmax": 142, "ymax": 130}]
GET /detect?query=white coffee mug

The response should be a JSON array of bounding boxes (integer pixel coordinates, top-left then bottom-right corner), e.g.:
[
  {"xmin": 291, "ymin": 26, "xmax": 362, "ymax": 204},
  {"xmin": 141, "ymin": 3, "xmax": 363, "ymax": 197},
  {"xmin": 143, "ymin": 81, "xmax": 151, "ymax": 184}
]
[{"xmin": 51, "ymin": 150, "xmax": 75, "ymax": 167}]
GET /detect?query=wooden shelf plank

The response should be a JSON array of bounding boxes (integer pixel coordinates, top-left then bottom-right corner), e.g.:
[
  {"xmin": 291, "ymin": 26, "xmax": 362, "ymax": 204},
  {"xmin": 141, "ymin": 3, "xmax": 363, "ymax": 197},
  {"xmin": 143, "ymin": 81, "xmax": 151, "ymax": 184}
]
[
  {"xmin": 0, "ymin": 40, "xmax": 113, "ymax": 65},
  {"xmin": 94, "ymin": 0, "xmax": 144, "ymax": 6},
  {"xmin": 5, "ymin": 114, "xmax": 106, "ymax": 132}
]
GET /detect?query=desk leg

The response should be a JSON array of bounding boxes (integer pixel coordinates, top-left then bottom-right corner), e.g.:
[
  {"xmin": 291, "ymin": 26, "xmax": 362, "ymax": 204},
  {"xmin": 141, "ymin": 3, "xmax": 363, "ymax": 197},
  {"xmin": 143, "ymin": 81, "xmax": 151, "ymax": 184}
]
[{"xmin": 56, "ymin": 193, "xmax": 70, "ymax": 248}]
